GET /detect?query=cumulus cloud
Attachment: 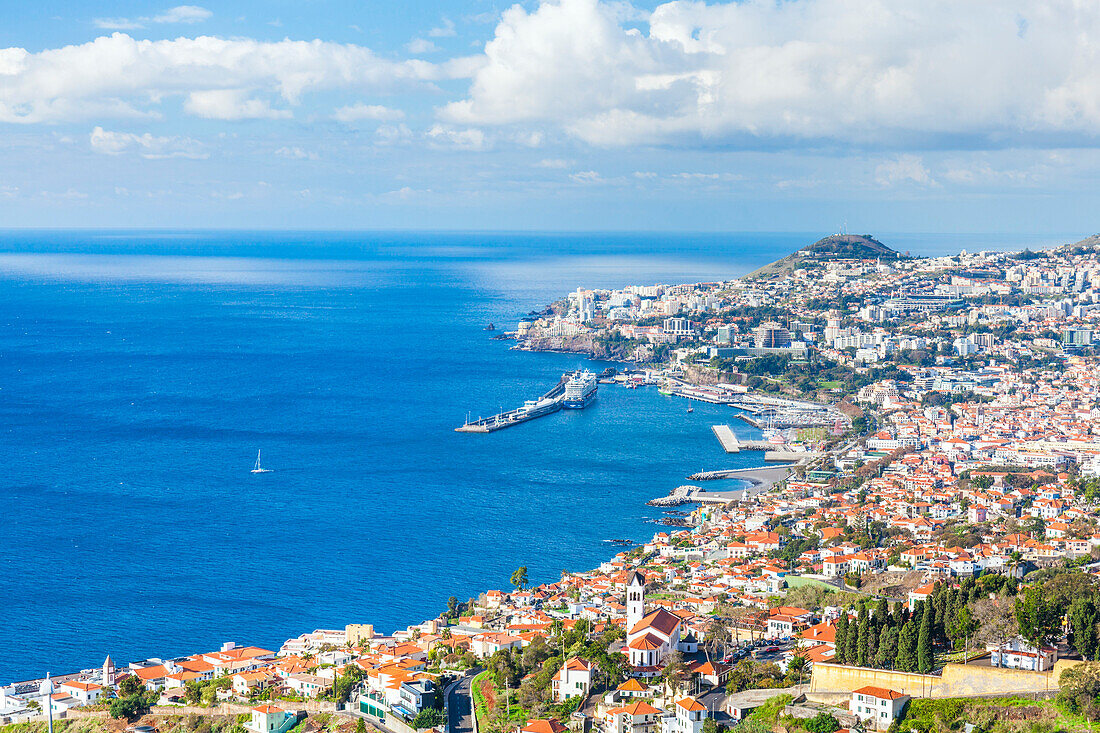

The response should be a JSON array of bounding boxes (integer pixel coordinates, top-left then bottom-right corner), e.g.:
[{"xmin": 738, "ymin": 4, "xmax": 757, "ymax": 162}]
[
  {"xmin": 89, "ymin": 126, "xmax": 208, "ymax": 158},
  {"xmin": 569, "ymin": 170, "xmax": 602, "ymax": 183},
  {"xmin": 429, "ymin": 18, "xmax": 457, "ymax": 38},
  {"xmin": 95, "ymin": 5, "xmax": 212, "ymax": 30},
  {"xmin": 407, "ymin": 38, "xmax": 440, "ymax": 55},
  {"xmin": 152, "ymin": 5, "xmax": 213, "ymax": 23},
  {"xmin": 274, "ymin": 146, "xmax": 318, "ymax": 160},
  {"xmin": 426, "ymin": 124, "xmax": 487, "ymax": 150},
  {"xmin": 443, "ymin": 0, "xmax": 1100, "ymax": 149},
  {"xmin": 0, "ymin": 33, "xmax": 478, "ymax": 124},
  {"xmin": 875, "ymin": 155, "xmax": 935, "ymax": 187},
  {"xmin": 184, "ymin": 89, "xmax": 291, "ymax": 120},
  {"xmin": 333, "ymin": 103, "xmax": 406, "ymax": 124}
]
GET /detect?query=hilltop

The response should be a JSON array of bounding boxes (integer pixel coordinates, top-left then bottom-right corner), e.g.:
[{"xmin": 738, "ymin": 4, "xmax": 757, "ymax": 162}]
[
  {"xmin": 1057, "ymin": 233, "xmax": 1100, "ymax": 254},
  {"xmin": 744, "ymin": 233, "xmax": 905, "ymax": 279}
]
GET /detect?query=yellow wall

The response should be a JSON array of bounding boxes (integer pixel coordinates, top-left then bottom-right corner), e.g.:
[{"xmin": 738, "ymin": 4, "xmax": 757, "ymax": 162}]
[{"xmin": 808, "ymin": 661, "xmax": 1068, "ymax": 699}]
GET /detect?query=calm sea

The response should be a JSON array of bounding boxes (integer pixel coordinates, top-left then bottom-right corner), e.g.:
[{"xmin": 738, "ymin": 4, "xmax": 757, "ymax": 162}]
[{"xmin": 0, "ymin": 230, "xmax": 1068, "ymax": 682}]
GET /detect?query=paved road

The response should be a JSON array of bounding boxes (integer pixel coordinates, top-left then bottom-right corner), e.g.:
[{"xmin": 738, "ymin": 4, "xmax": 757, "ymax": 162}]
[{"xmin": 448, "ymin": 669, "xmax": 481, "ymax": 733}]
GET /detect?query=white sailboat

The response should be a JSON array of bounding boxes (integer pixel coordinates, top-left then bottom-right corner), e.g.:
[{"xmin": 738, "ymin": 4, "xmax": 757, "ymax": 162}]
[{"xmin": 251, "ymin": 450, "xmax": 272, "ymax": 474}]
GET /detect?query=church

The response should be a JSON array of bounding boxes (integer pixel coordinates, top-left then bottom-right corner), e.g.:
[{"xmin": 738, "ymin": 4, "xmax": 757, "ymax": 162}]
[{"xmin": 624, "ymin": 570, "xmax": 690, "ymax": 674}]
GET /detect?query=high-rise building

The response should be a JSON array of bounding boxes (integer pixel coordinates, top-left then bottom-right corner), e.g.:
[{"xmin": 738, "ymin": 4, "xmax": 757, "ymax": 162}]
[{"xmin": 754, "ymin": 322, "xmax": 792, "ymax": 348}]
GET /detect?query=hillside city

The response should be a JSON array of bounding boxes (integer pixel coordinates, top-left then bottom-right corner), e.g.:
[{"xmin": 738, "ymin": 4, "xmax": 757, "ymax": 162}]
[{"xmin": 10, "ymin": 233, "xmax": 1100, "ymax": 733}]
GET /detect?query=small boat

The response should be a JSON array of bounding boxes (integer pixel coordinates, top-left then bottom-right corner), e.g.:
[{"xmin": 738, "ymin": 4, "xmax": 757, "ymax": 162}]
[
  {"xmin": 251, "ymin": 450, "xmax": 272, "ymax": 474},
  {"xmin": 687, "ymin": 407, "xmax": 694, "ymax": 413}
]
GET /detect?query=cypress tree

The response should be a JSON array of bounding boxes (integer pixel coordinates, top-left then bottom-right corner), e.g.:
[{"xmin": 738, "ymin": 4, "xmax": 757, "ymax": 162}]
[
  {"xmin": 896, "ymin": 619, "xmax": 918, "ymax": 671},
  {"xmin": 876, "ymin": 625, "xmax": 898, "ymax": 669},
  {"xmin": 1069, "ymin": 597, "xmax": 1100, "ymax": 661},
  {"xmin": 873, "ymin": 598, "xmax": 889, "ymax": 629},
  {"xmin": 856, "ymin": 606, "xmax": 870, "ymax": 667},
  {"xmin": 868, "ymin": 620, "xmax": 879, "ymax": 665},
  {"xmin": 892, "ymin": 600, "xmax": 908, "ymax": 628},
  {"xmin": 846, "ymin": 612, "xmax": 861, "ymax": 662},
  {"xmin": 917, "ymin": 598, "xmax": 935, "ymax": 673},
  {"xmin": 835, "ymin": 610, "xmax": 850, "ymax": 665}
]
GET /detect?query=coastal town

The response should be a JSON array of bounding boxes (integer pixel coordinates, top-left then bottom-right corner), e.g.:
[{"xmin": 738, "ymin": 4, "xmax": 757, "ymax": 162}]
[{"xmin": 10, "ymin": 233, "xmax": 1100, "ymax": 733}]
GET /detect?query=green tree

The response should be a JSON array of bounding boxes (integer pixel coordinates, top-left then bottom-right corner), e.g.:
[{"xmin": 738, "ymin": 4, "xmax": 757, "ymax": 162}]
[
  {"xmin": 804, "ymin": 713, "xmax": 841, "ymax": 733},
  {"xmin": 510, "ymin": 566, "xmax": 529, "ymax": 591},
  {"xmin": 1070, "ymin": 597, "xmax": 1100, "ymax": 661},
  {"xmin": 412, "ymin": 708, "xmax": 445, "ymax": 729},
  {"xmin": 356, "ymin": 719, "xmax": 367, "ymax": 733},
  {"xmin": 118, "ymin": 676, "xmax": 144, "ymax": 698},
  {"xmin": 109, "ymin": 694, "xmax": 154, "ymax": 721},
  {"xmin": 835, "ymin": 612, "xmax": 850, "ymax": 665},
  {"xmin": 917, "ymin": 601, "xmax": 935, "ymax": 673},
  {"xmin": 896, "ymin": 620, "xmax": 918, "ymax": 672},
  {"xmin": 875, "ymin": 625, "xmax": 898, "ymax": 669},
  {"xmin": 334, "ymin": 666, "xmax": 364, "ymax": 703},
  {"xmin": 1015, "ymin": 583, "xmax": 1061, "ymax": 663},
  {"xmin": 855, "ymin": 607, "xmax": 870, "ymax": 667}
]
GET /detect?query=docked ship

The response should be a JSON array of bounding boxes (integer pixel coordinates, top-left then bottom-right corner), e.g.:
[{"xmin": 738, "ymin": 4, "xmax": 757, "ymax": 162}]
[{"xmin": 562, "ymin": 369, "xmax": 598, "ymax": 408}]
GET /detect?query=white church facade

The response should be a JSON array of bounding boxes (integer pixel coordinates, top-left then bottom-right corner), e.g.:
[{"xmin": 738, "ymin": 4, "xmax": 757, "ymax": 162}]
[{"xmin": 624, "ymin": 571, "xmax": 691, "ymax": 675}]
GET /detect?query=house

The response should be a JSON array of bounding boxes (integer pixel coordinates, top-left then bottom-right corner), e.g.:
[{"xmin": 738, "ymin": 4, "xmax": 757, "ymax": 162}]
[
  {"xmin": 57, "ymin": 681, "xmax": 103, "ymax": 705},
  {"xmin": 233, "ymin": 670, "xmax": 276, "ymax": 696},
  {"xmin": 132, "ymin": 664, "xmax": 169, "ymax": 690},
  {"xmin": 605, "ymin": 701, "xmax": 664, "ymax": 733},
  {"xmin": 661, "ymin": 697, "xmax": 707, "ymax": 733},
  {"xmin": 284, "ymin": 674, "xmax": 329, "ymax": 698},
  {"xmin": 552, "ymin": 658, "xmax": 593, "ymax": 702},
  {"xmin": 615, "ymin": 679, "xmax": 650, "ymax": 699},
  {"xmin": 849, "ymin": 687, "xmax": 909, "ymax": 730},
  {"xmin": 521, "ymin": 720, "xmax": 568, "ymax": 733},
  {"xmin": 907, "ymin": 583, "xmax": 936, "ymax": 611},
  {"xmin": 395, "ymin": 679, "xmax": 436, "ymax": 719},
  {"xmin": 988, "ymin": 638, "xmax": 1057, "ymax": 671},
  {"xmin": 247, "ymin": 705, "xmax": 297, "ymax": 733}
]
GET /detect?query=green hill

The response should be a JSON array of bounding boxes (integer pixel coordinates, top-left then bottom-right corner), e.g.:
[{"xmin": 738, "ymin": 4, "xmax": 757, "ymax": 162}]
[
  {"xmin": 1057, "ymin": 233, "xmax": 1100, "ymax": 254},
  {"xmin": 744, "ymin": 234, "xmax": 905, "ymax": 280}
]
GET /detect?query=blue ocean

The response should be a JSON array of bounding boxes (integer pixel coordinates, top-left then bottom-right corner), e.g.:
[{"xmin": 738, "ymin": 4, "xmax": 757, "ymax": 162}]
[{"xmin": 0, "ymin": 230, "xmax": 1067, "ymax": 682}]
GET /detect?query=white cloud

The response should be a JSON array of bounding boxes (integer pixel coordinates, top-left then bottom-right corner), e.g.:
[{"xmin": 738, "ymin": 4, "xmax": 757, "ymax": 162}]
[
  {"xmin": 875, "ymin": 155, "xmax": 935, "ymax": 187},
  {"xmin": 0, "ymin": 33, "xmax": 477, "ymax": 124},
  {"xmin": 95, "ymin": 5, "xmax": 212, "ymax": 30},
  {"xmin": 333, "ymin": 103, "xmax": 406, "ymax": 124},
  {"xmin": 375, "ymin": 123, "xmax": 414, "ymax": 145},
  {"xmin": 89, "ymin": 126, "xmax": 208, "ymax": 158},
  {"xmin": 426, "ymin": 124, "xmax": 487, "ymax": 150},
  {"xmin": 184, "ymin": 89, "xmax": 291, "ymax": 120},
  {"xmin": 94, "ymin": 18, "xmax": 145, "ymax": 30},
  {"xmin": 152, "ymin": 6, "xmax": 212, "ymax": 24},
  {"xmin": 274, "ymin": 146, "xmax": 318, "ymax": 160},
  {"xmin": 569, "ymin": 170, "xmax": 602, "ymax": 183},
  {"xmin": 536, "ymin": 158, "xmax": 572, "ymax": 168},
  {"xmin": 429, "ymin": 18, "xmax": 457, "ymax": 38},
  {"xmin": 444, "ymin": 0, "xmax": 1100, "ymax": 149},
  {"xmin": 407, "ymin": 38, "xmax": 440, "ymax": 55}
]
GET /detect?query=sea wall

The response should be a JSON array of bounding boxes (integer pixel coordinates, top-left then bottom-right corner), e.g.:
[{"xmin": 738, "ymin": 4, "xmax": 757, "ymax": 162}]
[{"xmin": 808, "ymin": 661, "xmax": 1076, "ymax": 700}]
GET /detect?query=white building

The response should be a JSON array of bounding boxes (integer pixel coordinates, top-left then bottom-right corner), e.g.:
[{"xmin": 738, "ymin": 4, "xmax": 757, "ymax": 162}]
[
  {"xmin": 552, "ymin": 658, "xmax": 593, "ymax": 702},
  {"xmin": 850, "ymin": 686, "xmax": 909, "ymax": 730},
  {"xmin": 624, "ymin": 571, "xmax": 686, "ymax": 673},
  {"xmin": 661, "ymin": 698, "xmax": 707, "ymax": 733},
  {"xmin": 988, "ymin": 638, "xmax": 1058, "ymax": 671}
]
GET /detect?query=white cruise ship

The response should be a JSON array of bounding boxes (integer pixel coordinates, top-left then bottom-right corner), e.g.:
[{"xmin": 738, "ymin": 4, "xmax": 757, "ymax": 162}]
[{"xmin": 562, "ymin": 370, "xmax": 598, "ymax": 408}]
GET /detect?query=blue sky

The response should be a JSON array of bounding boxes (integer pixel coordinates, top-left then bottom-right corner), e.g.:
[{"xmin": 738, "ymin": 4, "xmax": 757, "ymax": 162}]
[{"xmin": 1, "ymin": 0, "xmax": 1100, "ymax": 234}]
